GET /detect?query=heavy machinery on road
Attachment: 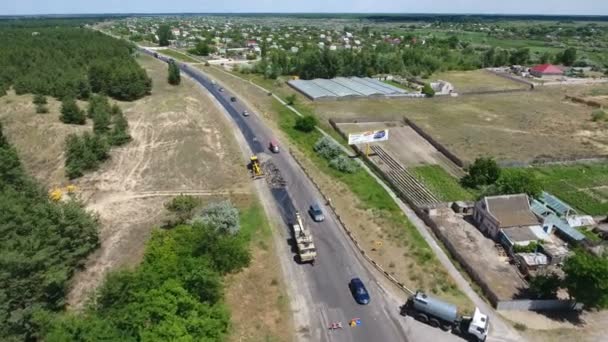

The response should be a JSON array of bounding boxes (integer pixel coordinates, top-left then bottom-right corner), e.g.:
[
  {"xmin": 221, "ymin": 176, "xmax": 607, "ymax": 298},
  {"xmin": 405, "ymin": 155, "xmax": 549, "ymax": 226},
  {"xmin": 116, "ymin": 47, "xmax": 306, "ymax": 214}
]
[
  {"xmin": 249, "ymin": 155, "xmax": 264, "ymax": 179},
  {"xmin": 402, "ymin": 291, "xmax": 489, "ymax": 342},
  {"xmin": 292, "ymin": 211, "xmax": 317, "ymax": 263}
]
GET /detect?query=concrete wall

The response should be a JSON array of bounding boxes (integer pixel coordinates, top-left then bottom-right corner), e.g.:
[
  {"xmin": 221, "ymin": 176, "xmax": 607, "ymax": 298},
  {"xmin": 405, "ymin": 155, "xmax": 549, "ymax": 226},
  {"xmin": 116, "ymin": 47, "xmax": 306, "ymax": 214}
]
[
  {"xmin": 497, "ymin": 299, "xmax": 582, "ymax": 311},
  {"xmin": 403, "ymin": 117, "xmax": 467, "ymax": 168}
]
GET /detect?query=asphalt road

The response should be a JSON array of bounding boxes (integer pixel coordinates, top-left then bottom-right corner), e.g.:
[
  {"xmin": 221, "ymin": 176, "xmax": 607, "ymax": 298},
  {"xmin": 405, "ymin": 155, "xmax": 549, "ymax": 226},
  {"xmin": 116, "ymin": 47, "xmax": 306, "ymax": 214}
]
[{"xmin": 144, "ymin": 50, "xmax": 467, "ymax": 342}]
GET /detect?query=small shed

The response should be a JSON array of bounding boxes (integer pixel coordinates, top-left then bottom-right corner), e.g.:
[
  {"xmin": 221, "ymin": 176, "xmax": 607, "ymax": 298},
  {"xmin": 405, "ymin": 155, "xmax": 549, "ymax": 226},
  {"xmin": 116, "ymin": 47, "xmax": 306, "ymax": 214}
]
[
  {"xmin": 515, "ymin": 253, "xmax": 548, "ymax": 274},
  {"xmin": 451, "ymin": 201, "xmax": 474, "ymax": 215}
]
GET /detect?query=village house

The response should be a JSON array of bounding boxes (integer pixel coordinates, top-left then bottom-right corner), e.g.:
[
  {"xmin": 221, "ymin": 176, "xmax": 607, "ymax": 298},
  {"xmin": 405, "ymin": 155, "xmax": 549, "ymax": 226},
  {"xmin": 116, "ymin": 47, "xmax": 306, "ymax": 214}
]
[{"xmin": 530, "ymin": 64, "xmax": 564, "ymax": 78}]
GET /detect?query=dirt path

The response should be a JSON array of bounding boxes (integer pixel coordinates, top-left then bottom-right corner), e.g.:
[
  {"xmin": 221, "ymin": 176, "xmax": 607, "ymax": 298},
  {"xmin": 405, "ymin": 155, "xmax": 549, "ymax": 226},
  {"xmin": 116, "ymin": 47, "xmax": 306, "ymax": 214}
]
[{"xmin": 65, "ymin": 55, "xmax": 248, "ymax": 309}]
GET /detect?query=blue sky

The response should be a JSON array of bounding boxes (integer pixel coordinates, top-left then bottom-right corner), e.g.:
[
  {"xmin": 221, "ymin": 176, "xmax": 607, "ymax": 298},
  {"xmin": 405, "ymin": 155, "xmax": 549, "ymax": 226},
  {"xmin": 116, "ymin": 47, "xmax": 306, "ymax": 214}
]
[{"xmin": 2, "ymin": 0, "xmax": 608, "ymax": 16}]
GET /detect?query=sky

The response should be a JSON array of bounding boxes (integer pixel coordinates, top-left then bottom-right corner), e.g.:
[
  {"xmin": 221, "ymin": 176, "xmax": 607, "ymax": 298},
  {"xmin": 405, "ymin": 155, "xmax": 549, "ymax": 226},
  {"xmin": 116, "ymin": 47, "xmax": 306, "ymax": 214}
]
[{"xmin": 2, "ymin": 0, "xmax": 608, "ymax": 16}]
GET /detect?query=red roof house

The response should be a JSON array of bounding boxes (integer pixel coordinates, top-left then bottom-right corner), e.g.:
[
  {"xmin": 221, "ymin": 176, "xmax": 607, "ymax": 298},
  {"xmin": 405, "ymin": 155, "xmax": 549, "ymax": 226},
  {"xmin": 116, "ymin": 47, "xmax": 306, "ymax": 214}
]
[{"xmin": 530, "ymin": 64, "xmax": 563, "ymax": 77}]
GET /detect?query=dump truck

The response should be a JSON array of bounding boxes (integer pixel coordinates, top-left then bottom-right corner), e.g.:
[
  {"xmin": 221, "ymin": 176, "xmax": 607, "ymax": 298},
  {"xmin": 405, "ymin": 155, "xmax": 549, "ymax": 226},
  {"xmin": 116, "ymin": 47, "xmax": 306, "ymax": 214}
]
[
  {"xmin": 249, "ymin": 155, "xmax": 263, "ymax": 178},
  {"xmin": 402, "ymin": 291, "xmax": 489, "ymax": 342},
  {"xmin": 292, "ymin": 211, "xmax": 317, "ymax": 263}
]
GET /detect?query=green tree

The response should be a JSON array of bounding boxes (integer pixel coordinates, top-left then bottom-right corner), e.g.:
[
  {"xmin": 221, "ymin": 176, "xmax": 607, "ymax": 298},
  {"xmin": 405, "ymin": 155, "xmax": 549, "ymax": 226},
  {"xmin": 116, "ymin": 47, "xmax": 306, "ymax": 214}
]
[
  {"xmin": 528, "ymin": 272, "xmax": 561, "ymax": 299},
  {"xmin": 165, "ymin": 194, "xmax": 200, "ymax": 224},
  {"xmin": 108, "ymin": 110, "xmax": 131, "ymax": 146},
  {"xmin": 294, "ymin": 115, "xmax": 317, "ymax": 132},
  {"xmin": 60, "ymin": 97, "xmax": 86, "ymax": 125},
  {"xmin": 560, "ymin": 48, "xmax": 577, "ymax": 66},
  {"xmin": 494, "ymin": 170, "xmax": 543, "ymax": 198},
  {"xmin": 65, "ymin": 132, "xmax": 109, "ymax": 179},
  {"xmin": 563, "ymin": 251, "xmax": 608, "ymax": 309},
  {"xmin": 461, "ymin": 157, "xmax": 501, "ymax": 188},
  {"xmin": 539, "ymin": 51, "xmax": 553, "ymax": 64},
  {"xmin": 510, "ymin": 48, "xmax": 530, "ymax": 65},
  {"xmin": 167, "ymin": 61, "xmax": 181, "ymax": 85},
  {"xmin": 189, "ymin": 41, "xmax": 211, "ymax": 56},
  {"xmin": 422, "ymin": 83, "xmax": 435, "ymax": 97},
  {"xmin": 157, "ymin": 25, "xmax": 173, "ymax": 47},
  {"xmin": 33, "ymin": 94, "xmax": 47, "ymax": 105}
]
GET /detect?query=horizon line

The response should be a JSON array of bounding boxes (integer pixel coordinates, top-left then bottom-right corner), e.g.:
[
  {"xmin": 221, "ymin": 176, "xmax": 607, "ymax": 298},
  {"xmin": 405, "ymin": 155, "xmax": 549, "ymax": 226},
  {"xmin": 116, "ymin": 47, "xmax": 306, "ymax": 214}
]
[{"xmin": 2, "ymin": 12, "xmax": 608, "ymax": 18}]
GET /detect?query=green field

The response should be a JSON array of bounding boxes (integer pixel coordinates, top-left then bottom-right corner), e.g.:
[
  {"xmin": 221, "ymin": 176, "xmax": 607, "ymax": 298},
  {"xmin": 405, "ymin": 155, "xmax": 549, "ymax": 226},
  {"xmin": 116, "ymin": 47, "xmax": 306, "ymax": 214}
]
[
  {"xmin": 157, "ymin": 49, "xmax": 200, "ymax": 63},
  {"xmin": 506, "ymin": 163, "xmax": 608, "ymax": 215},
  {"xmin": 412, "ymin": 165, "xmax": 475, "ymax": 202}
]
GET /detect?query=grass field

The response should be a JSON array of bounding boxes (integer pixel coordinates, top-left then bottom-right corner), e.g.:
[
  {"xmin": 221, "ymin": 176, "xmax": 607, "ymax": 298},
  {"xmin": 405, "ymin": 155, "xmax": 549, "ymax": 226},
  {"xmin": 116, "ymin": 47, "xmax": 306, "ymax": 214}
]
[
  {"xmin": 423, "ymin": 69, "xmax": 528, "ymax": 93},
  {"xmin": 412, "ymin": 165, "xmax": 474, "ymax": 202},
  {"xmin": 314, "ymin": 84, "xmax": 608, "ymax": 163},
  {"xmin": 505, "ymin": 163, "xmax": 608, "ymax": 216},
  {"xmin": 225, "ymin": 199, "xmax": 292, "ymax": 342},
  {"xmin": 157, "ymin": 48, "xmax": 201, "ymax": 63}
]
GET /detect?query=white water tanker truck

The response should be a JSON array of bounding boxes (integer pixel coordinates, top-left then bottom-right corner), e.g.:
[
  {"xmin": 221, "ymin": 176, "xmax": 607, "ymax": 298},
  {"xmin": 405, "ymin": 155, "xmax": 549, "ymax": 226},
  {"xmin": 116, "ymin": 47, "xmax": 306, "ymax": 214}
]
[{"xmin": 401, "ymin": 291, "xmax": 489, "ymax": 342}]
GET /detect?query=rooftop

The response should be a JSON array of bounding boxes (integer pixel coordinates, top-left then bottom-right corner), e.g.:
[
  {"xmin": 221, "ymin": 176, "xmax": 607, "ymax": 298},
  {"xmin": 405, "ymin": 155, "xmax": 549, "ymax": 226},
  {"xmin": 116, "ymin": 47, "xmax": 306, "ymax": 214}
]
[
  {"xmin": 485, "ymin": 194, "xmax": 539, "ymax": 228},
  {"xmin": 502, "ymin": 226, "xmax": 540, "ymax": 243}
]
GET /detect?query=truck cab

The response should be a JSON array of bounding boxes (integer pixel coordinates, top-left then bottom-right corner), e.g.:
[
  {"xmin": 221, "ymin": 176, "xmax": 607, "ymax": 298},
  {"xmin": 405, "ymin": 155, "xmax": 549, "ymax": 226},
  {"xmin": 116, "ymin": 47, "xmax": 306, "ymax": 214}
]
[{"xmin": 461, "ymin": 308, "xmax": 489, "ymax": 342}]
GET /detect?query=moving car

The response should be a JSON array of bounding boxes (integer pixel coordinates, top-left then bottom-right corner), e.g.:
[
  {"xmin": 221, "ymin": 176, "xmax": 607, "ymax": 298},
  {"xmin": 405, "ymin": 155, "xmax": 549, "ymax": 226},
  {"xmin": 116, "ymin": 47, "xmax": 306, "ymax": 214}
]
[
  {"xmin": 308, "ymin": 203, "xmax": 325, "ymax": 222},
  {"xmin": 218, "ymin": 87, "xmax": 224, "ymax": 92},
  {"xmin": 230, "ymin": 96, "xmax": 237, "ymax": 102},
  {"xmin": 349, "ymin": 278, "xmax": 370, "ymax": 305},
  {"xmin": 269, "ymin": 140, "xmax": 280, "ymax": 153},
  {"xmin": 243, "ymin": 110, "xmax": 249, "ymax": 117}
]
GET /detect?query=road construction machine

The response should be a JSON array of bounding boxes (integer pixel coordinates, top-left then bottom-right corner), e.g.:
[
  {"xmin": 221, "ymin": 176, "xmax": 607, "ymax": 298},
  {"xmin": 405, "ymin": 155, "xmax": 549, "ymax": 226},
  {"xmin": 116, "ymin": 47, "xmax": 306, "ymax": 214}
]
[
  {"xmin": 292, "ymin": 211, "xmax": 317, "ymax": 263},
  {"xmin": 249, "ymin": 155, "xmax": 264, "ymax": 179}
]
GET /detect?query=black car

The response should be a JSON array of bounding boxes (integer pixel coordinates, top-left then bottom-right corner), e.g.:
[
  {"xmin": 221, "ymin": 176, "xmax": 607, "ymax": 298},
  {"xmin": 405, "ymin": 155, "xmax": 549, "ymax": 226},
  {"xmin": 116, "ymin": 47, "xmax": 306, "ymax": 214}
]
[
  {"xmin": 230, "ymin": 96, "xmax": 237, "ymax": 102},
  {"xmin": 349, "ymin": 278, "xmax": 370, "ymax": 305}
]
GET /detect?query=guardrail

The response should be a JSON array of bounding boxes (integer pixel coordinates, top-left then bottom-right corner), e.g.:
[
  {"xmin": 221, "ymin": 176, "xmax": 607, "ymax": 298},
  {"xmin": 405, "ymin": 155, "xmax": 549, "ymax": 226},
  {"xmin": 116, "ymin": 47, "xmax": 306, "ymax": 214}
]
[{"xmin": 289, "ymin": 149, "xmax": 414, "ymax": 296}]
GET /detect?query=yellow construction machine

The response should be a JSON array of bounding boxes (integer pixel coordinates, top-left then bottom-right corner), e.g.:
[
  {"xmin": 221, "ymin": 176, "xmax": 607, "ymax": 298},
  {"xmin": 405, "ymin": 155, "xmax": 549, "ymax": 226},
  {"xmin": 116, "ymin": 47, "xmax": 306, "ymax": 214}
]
[{"xmin": 249, "ymin": 155, "xmax": 264, "ymax": 178}]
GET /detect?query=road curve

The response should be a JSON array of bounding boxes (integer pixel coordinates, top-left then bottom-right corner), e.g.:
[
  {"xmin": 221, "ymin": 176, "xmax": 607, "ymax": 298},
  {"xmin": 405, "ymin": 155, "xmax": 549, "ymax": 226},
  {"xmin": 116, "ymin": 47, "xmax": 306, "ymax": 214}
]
[{"xmin": 143, "ymin": 49, "xmax": 471, "ymax": 342}]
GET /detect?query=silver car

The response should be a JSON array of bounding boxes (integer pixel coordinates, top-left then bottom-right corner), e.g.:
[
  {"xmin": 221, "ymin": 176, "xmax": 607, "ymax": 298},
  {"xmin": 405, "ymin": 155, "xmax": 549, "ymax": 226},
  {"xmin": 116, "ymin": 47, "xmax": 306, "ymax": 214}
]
[{"xmin": 308, "ymin": 203, "xmax": 325, "ymax": 222}]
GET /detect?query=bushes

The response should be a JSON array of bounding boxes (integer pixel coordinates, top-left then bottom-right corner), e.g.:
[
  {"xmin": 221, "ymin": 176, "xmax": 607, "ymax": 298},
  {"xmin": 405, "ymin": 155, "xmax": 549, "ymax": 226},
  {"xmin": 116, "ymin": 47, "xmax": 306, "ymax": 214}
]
[
  {"xmin": 591, "ymin": 109, "xmax": 607, "ymax": 122},
  {"xmin": 38, "ymin": 201, "xmax": 253, "ymax": 341},
  {"xmin": 294, "ymin": 115, "xmax": 317, "ymax": 132},
  {"xmin": 65, "ymin": 132, "xmax": 110, "ymax": 179},
  {"xmin": 422, "ymin": 83, "xmax": 435, "ymax": 97},
  {"xmin": 60, "ymin": 97, "xmax": 86, "ymax": 125},
  {"xmin": 0, "ymin": 123, "xmax": 99, "ymax": 341},
  {"xmin": 194, "ymin": 200, "xmax": 240, "ymax": 235},
  {"xmin": 314, "ymin": 136, "xmax": 358, "ymax": 174},
  {"xmin": 164, "ymin": 194, "xmax": 200, "ymax": 224}
]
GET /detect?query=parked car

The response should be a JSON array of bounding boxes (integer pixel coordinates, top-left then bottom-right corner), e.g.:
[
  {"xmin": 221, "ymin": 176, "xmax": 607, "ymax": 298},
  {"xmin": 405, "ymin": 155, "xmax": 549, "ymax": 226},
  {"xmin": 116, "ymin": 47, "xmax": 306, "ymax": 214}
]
[
  {"xmin": 308, "ymin": 203, "xmax": 325, "ymax": 222},
  {"xmin": 243, "ymin": 110, "xmax": 249, "ymax": 117},
  {"xmin": 349, "ymin": 278, "xmax": 370, "ymax": 305}
]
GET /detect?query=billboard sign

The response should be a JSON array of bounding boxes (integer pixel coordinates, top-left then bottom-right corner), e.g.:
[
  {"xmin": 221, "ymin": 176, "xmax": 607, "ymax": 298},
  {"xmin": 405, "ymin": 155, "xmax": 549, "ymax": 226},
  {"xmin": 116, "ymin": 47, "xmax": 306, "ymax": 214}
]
[{"xmin": 348, "ymin": 129, "xmax": 389, "ymax": 145}]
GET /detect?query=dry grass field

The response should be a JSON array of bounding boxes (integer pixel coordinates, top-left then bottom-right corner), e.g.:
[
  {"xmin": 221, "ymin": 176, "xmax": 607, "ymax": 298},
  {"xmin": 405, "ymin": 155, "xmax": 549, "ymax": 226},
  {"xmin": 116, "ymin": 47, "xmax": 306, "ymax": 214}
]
[
  {"xmin": 314, "ymin": 84, "xmax": 608, "ymax": 163},
  {"xmin": 0, "ymin": 54, "xmax": 290, "ymax": 341},
  {"xmin": 423, "ymin": 69, "xmax": 529, "ymax": 93}
]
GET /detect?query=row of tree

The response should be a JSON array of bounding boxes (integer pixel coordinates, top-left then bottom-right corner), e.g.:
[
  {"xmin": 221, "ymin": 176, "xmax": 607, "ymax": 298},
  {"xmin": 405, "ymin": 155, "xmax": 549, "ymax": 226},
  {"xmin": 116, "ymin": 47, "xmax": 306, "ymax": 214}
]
[
  {"xmin": 63, "ymin": 95, "xmax": 131, "ymax": 178},
  {"xmin": 482, "ymin": 47, "xmax": 578, "ymax": 68},
  {"xmin": 36, "ymin": 200, "xmax": 250, "ymax": 341},
  {"xmin": 0, "ymin": 25, "xmax": 151, "ymax": 100},
  {"xmin": 0, "ymin": 122, "xmax": 100, "ymax": 341}
]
